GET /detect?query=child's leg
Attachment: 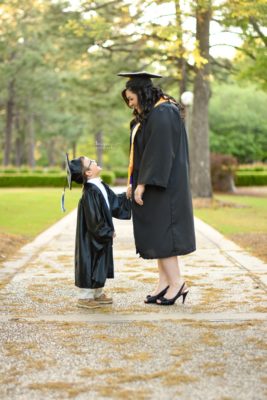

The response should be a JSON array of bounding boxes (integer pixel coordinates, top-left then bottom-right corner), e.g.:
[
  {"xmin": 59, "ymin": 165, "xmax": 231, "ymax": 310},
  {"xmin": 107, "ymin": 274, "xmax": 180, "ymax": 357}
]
[
  {"xmin": 94, "ymin": 287, "xmax": 103, "ymax": 299},
  {"xmin": 79, "ymin": 288, "xmax": 95, "ymax": 300},
  {"xmin": 94, "ymin": 287, "xmax": 112, "ymax": 304},
  {"xmin": 77, "ymin": 288, "xmax": 103, "ymax": 309}
]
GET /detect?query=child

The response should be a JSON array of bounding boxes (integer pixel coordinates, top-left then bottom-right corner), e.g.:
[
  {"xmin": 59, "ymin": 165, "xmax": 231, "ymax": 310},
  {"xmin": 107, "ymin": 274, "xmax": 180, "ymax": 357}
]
[{"xmin": 65, "ymin": 154, "xmax": 131, "ymax": 309}]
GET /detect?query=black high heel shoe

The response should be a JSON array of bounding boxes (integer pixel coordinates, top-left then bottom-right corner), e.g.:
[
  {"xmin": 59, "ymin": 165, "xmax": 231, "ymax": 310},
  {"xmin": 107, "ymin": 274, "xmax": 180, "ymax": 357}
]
[
  {"xmin": 156, "ymin": 282, "xmax": 189, "ymax": 306},
  {"xmin": 144, "ymin": 286, "xmax": 169, "ymax": 304}
]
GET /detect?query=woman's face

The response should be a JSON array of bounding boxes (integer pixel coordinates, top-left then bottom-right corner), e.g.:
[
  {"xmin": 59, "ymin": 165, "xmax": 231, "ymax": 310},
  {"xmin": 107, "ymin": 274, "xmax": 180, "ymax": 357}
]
[{"xmin": 125, "ymin": 89, "xmax": 141, "ymax": 113}]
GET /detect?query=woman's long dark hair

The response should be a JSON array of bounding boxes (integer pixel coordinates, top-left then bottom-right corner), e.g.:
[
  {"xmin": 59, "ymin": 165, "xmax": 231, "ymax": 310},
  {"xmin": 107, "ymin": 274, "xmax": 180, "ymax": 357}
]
[{"xmin": 121, "ymin": 78, "xmax": 184, "ymax": 124}]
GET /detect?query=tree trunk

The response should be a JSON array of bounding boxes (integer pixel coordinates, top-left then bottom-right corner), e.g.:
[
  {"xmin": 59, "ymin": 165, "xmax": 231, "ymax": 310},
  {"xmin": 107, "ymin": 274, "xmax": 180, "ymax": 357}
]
[
  {"xmin": 15, "ymin": 138, "xmax": 22, "ymax": 167},
  {"xmin": 47, "ymin": 139, "xmax": 55, "ymax": 166},
  {"xmin": 72, "ymin": 142, "xmax": 77, "ymax": 159},
  {"xmin": 14, "ymin": 110, "xmax": 23, "ymax": 167},
  {"xmin": 95, "ymin": 130, "xmax": 103, "ymax": 167},
  {"xmin": 27, "ymin": 113, "xmax": 35, "ymax": 168},
  {"xmin": 178, "ymin": 58, "xmax": 187, "ymax": 97},
  {"xmin": 175, "ymin": 0, "xmax": 187, "ymax": 98},
  {"xmin": 190, "ymin": 0, "xmax": 212, "ymax": 198},
  {"xmin": 3, "ymin": 80, "xmax": 15, "ymax": 166}
]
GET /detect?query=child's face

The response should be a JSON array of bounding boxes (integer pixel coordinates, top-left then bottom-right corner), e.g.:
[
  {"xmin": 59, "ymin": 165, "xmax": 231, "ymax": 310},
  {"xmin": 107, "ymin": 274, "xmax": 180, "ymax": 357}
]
[{"xmin": 83, "ymin": 157, "xmax": 102, "ymax": 179}]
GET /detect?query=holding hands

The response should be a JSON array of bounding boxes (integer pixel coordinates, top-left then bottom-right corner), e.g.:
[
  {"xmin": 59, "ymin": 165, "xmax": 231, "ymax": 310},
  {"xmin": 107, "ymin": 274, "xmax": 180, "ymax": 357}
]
[
  {"xmin": 126, "ymin": 184, "xmax": 145, "ymax": 205},
  {"xmin": 126, "ymin": 185, "xmax": 132, "ymax": 199}
]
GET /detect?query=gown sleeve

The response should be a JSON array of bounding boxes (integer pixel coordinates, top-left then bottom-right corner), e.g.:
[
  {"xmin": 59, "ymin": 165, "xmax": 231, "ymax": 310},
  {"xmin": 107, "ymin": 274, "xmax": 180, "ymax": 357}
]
[
  {"xmin": 137, "ymin": 105, "xmax": 181, "ymax": 189},
  {"xmin": 105, "ymin": 186, "xmax": 132, "ymax": 220},
  {"xmin": 82, "ymin": 190, "xmax": 114, "ymax": 244}
]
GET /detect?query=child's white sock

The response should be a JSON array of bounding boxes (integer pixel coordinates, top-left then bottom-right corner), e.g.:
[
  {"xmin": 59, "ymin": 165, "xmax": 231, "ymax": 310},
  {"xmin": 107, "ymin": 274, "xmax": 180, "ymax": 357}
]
[
  {"xmin": 94, "ymin": 288, "xmax": 103, "ymax": 299},
  {"xmin": 79, "ymin": 288, "xmax": 95, "ymax": 300}
]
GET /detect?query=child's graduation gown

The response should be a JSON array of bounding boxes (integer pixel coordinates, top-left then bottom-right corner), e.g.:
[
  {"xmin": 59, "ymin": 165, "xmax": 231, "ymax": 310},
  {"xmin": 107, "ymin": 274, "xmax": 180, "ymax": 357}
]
[{"xmin": 75, "ymin": 182, "xmax": 131, "ymax": 288}]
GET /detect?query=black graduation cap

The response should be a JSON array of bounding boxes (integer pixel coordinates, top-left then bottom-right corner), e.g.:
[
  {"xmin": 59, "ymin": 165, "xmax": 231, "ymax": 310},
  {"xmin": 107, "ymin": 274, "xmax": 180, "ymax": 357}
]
[
  {"xmin": 117, "ymin": 71, "xmax": 162, "ymax": 79},
  {"xmin": 66, "ymin": 153, "xmax": 83, "ymax": 189},
  {"xmin": 61, "ymin": 153, "xmax": 83, "ymax": 212}
]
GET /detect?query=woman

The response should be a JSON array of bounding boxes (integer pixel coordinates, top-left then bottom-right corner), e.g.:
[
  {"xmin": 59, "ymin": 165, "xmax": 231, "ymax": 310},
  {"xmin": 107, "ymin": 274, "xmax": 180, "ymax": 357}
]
[{"xmin": 118, "ymin": 71, "xmax": 196, "ymax": 306}]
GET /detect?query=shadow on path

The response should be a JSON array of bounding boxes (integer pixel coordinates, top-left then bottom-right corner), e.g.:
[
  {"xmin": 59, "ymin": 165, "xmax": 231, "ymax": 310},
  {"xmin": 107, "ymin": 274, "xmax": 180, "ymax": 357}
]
[{"xmin": 0, "ymin": 200, "xmax": 266, "ymax": 400}]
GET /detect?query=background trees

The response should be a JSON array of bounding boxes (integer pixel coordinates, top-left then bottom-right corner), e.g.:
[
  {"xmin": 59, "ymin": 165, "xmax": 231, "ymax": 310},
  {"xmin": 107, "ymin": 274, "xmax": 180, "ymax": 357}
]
[
  {"xmin": 0, "ymin": 0, "xmax": 83, "ymax": 166},
  {"xmin": 210, "ymin": 82, "xmax": 267, "ymax": 163},
  {"xmin": 219, "ymin": 0, "xmax": 267, "ymax": 91},
  {"xmin": 0, "ymin": 0, "xmax": 266, "ymax": 197}
]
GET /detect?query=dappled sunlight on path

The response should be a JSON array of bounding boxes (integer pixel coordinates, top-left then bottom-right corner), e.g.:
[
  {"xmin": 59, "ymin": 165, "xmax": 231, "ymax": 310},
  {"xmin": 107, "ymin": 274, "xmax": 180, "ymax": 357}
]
[{"xmin": 0, "ymin": 203, "xmax": 266, "ymax": 399}]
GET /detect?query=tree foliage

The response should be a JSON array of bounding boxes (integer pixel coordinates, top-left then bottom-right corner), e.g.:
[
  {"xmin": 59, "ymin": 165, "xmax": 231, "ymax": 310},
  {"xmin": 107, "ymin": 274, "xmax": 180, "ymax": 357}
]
[
  {"xmin": 209, "ymin": 82, "xmax": 267, "ymax": 162},
  {"xmin": 0, "ymin": 0, "xmax": 266, "ymax": 172},
  {"xmin": 0, "ymin": 0, "xmax": 88, "ymax": 165},
  {"xmin": 0, "ymin": 0, "xmax": 146, "ymax": 167},
  {"xmin": 219, "ymin": 0, "xmax": 267, "ymax": 90}
]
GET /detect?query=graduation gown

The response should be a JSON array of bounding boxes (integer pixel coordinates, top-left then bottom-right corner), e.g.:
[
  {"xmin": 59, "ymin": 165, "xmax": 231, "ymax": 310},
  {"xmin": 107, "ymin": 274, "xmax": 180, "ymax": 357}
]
[
  {"xmin": 131, "ymin": 101, "xmax": 196, "ymax": 259},
  {"xmin": 75, "ymin": 182, "xmax": 131, "ymax": 288}
]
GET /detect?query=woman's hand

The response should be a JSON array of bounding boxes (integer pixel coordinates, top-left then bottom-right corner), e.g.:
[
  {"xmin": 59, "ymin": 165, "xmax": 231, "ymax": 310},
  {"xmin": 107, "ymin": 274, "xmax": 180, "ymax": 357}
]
[
  {"xmin": 134, "ymin": 184, "xmax": 145, "ymax": 206},
  {"xmin": 126, "ymin": 185, "xmax": 132, "ymax": 199}
]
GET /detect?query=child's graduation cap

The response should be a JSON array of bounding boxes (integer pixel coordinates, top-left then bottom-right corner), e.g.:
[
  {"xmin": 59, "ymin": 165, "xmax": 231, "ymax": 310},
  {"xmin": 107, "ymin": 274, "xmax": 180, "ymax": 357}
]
[{"xmin": 61, "ymin": 153, "xmax": 83, "ymax": 212}]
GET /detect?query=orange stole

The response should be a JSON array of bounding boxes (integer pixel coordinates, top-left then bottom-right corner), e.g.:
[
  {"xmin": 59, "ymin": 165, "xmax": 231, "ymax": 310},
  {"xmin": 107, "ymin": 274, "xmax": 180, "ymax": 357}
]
[
  {"xmin": 127, "ymin": 98, "xmax": 169, "ymax": 186},
  {"xmin": 127, "ymin": 122, "xmax": 140, "ymax": 185}
]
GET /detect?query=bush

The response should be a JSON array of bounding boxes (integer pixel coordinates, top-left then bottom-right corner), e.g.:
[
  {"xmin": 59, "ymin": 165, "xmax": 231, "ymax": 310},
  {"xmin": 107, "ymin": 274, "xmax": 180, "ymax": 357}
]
[
  {"xmin": 254, "ymin": 167, "xmax": 265, "ymax": 172},
  {"xmin": 46, "ymin": 168, "xmax": 63, "ymax": 174},
  {"xmin": 32, "ymin": 169, "xmax": 46, "ymax": 174},
  {"xmin": 0, "ymin": 171, "xmax": 115, "ymax": 187},
  {"xmin": 0, "ymin": 169, "xmax": 18, "ymax": 173},
  {"xmin": 210, "ymin": 153, "xmax": 238, "ymax": 192},
  {"xmin": 235, "ymin": 172, "xmax": 267, "ymax": 186},
  {"xmin": 238, "ymin": 163, "xmax": 267, "ymax": 172},
  {"xmin": 113, "ymin": 168, "xmax": 128, "ymax": 179},
  {"xmin": 19, "ymin": 168, "xmax": 31, "ymax": 173},
  {"xmin": 100, "ymin": 171, "xmax": 115, "ymax": 185}
]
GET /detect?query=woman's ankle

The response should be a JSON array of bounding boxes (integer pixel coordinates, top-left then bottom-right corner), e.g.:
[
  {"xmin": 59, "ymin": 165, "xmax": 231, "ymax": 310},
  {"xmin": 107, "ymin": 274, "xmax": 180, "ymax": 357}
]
[{"xmin": 168, "ymin": 279, "xmax": 185, "ymax": 289}]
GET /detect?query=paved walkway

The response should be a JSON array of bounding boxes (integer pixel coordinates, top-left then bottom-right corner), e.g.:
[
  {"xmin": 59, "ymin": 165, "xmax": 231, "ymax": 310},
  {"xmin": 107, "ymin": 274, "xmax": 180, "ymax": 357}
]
[{"xmin": 0, "ymin": 190, "xmax": 267, "ymax": 400}]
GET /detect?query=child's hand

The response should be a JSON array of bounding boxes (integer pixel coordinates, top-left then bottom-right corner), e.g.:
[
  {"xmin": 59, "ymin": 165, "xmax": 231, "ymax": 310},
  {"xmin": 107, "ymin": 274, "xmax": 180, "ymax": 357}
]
[
  {"xmin": 113, "ymin": 231, "xmax": 116, "ymax": 238},
  {"xmin": 126, "ymin": 185, "xmax": 132, "ymax": 199}
]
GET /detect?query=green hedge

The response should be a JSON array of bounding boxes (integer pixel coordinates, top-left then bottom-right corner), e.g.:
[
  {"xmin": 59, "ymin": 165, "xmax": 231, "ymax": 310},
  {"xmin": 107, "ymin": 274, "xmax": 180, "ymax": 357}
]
[
  {"xmin": 1, "ymin": 171, "xmax": 266, "ymax": 187},
  {"xmin": 0, "ymin": 174, "xmax": 66, "ymax": 187},
  {"xmin": 0, "ymin": 169, "xmax": 18, "ymax": 173},
  {"xmin": 235, "ymin": 171, "xmax": 267, "ymax": 186},
  {"xmin": 0, "ymin": 171, "xmax": 115, "ymax": 187},
  {"xmin": 238, "ymin": 167, "xmax": 267, "ymax": 172},
  {"xmin": 0, "ymin": 168, "xmax": 62, "ymax": 174}
]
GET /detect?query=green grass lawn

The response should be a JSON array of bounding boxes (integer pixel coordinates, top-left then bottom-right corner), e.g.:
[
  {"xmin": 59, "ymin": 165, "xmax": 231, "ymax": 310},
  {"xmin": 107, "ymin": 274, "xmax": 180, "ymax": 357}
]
[
  {"xmin": 1, "ymin": 190, "xmax": 266, "ymax": 239},
  {"xmin": 0, "ymin": 188, "xmax": 82, "ymax": 238},
  {"xmin": 194, "ymin": 194, "xmax": 267, "ymax": 262},
  {"xmin": 194, "ymin": 195, "xmax": 267, "ymax": 235},
  {"xmin": 1, "ymin": 189, "xmax": 266, "ymax": 262}
]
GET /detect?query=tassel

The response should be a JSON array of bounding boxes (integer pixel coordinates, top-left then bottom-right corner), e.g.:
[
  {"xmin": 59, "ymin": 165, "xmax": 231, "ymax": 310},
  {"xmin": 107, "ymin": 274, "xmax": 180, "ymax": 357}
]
[{"xmin": 61, "ymin": 187, "xmax": 66, "ymax": 212}]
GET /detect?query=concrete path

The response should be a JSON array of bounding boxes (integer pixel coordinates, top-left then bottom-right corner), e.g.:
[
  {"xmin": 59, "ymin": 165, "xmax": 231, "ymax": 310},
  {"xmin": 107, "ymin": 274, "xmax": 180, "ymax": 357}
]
[{"xmin": 0, "ymin": 191, "xmax": 266, "ymax": 400}]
